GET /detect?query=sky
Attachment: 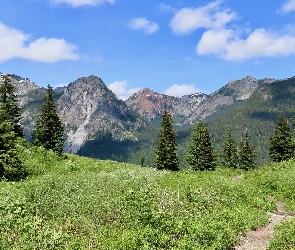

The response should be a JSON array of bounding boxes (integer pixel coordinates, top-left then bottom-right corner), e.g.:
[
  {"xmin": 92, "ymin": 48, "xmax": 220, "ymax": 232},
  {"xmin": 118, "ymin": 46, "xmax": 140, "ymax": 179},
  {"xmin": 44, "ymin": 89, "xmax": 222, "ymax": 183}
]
[{"xmin": 1, "ymin": 0, "xmax": 295, "ymax": 99}]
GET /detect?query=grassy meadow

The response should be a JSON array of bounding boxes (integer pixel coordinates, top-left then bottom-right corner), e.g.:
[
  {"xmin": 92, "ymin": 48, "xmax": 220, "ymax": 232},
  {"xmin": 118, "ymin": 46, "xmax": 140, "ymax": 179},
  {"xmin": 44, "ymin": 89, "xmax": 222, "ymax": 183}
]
[{"xmin": 1, "ymin": 144, "xmax": 295, "ymax": 249}]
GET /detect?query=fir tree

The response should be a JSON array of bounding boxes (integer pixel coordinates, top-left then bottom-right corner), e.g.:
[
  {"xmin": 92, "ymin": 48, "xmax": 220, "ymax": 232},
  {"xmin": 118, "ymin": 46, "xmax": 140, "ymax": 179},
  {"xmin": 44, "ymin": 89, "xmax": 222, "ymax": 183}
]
[
  {"xmin": 0, "ymin": 109, "xmax": 26, "ymax": 180},
  {"xmin": 0, "ymin": 74, "xmax": 23, "ymax": 137},
  {"xmin": 269, "ymin": 113, "xmax": 294, "ymax": 162},
  {"xmin": 32, "ymin": 85, "xmax": 64, "ymax": 155},
  {"xmin": 222, "ymin": 126, "xmax": 238, "ymax": 168},
  {"xmin": 154, "ymin": 108, "xmax": 179, "ymax": 171},
  {"xmin": 185, "ymin": 120, "xmax": 216, "ymax": 171},
  {"xmin": 239, "ymin": 129, "xmax": 256, "ymax": 170}
]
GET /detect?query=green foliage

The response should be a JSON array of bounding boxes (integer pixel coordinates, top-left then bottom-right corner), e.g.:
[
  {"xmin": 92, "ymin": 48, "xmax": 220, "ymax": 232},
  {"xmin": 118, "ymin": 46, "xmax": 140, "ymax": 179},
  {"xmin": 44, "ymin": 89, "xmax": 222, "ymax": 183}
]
[
  {"xmin": 0, "ymin": 119, "xmax": 27, "ymax": 180},
  {"xmin": 268, "ymin": 218, "xmax": 295, "ymax": 249},
  {"xmin": 222, "ymin": 126, "xmax": 238, "ymax": 168},
  {"xmin": 185, "ymin": 120, "xmax": 216, "ymax": 171},
  {"xmin": 238, "ymin": 129, "xmax": 256, "ymax": 170},
  {"xmin": 0, "ymin": 75, "xmax": 27, "ymax": 180},
  {"xmin": 0, "ymin": 74, "xmax": 23, "ymax": 137},
  {"xmin": 2, "ymin": 145, "xmax": 295, "ymax": 249},
  {"xmin": 154, "ymin": 109, "xmax": 179, "ymax": 171},
  {"xmin": 269, "ymin": 113, "xmax": 295, "ymax": 162},
  {"xmin": 32, "ymin": 85, "xmax": 64, "ymax": 155}
]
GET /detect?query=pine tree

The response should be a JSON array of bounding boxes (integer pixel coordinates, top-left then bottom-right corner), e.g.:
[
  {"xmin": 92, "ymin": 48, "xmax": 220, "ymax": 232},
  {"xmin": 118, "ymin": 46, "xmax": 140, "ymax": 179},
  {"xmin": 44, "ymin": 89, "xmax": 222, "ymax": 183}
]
[
  {"xmin": 0, "ymin": 74, "xmax": 23, "ymax": 137},
  {"xmin": 238, "ymin": 129, "xmax": 256, "ymax": 170},
  {"xmin": 222, "ymin": 126, "xmax": 238, "ymax": 168},
  {"xmin": 154, "ymin": 108, "xmax": 179, "ymax": 171},
  {"xmin": 0, "ymin": 109, "xmax": 26, "ymax": 180},
  {"xmin": 32, "ymin": 85, "xmax": 64, "ymax": 155},
  {"xmin": 185, "ymin": 120, "xmax": 216, "ymax": 171},
  {"xmin": 269, "ymin": 113, "xmax": 294, "ymax": 162}
]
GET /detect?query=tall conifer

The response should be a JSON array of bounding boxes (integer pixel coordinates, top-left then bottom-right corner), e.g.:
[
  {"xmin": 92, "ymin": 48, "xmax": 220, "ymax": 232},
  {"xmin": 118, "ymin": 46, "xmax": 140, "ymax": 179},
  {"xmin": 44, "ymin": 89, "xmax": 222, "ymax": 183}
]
[
  {"xmin": 269, "ymin": 113, "xmax": 294, "ymax": 162},
  {"xmin": 154, "ymin": 108, "xmax": 179, "ymax": 171},
  {"xmin": 222, "ymin": 126, "xmax": 238, "ymax": 168},
  {"xmin": 32, "ymin": 85, "xmax": 64, "ymax": 155},
  {"xmin": 239, "ymin": 129, "xmax": 256, "ymax": 170},
  {"xmin": 0, "ymin": 74, "xmax": 23, "ymax": 137},
  {"xmin": 0, "ymin": 74, "xmax": 26, "ymax": 180},
  {"xmin": 185, "ymin": 120, "xmax": 216, "ymax": 171}
]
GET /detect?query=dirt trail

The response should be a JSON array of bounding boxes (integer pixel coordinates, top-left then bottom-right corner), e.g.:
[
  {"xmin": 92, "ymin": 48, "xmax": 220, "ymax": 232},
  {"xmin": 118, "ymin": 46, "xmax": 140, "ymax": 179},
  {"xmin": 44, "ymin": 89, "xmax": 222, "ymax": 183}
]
[{"xmin": 235, "ymin": 196, "xmax": 295, "ymax": 250}]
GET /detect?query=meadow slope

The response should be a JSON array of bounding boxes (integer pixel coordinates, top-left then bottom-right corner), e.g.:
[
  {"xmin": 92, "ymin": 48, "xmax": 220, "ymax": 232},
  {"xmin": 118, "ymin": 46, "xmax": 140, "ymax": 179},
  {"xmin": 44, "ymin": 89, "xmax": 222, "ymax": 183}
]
[{"xmin": 1, "ymin": 145, "xmax": 295, "ymax": 249}]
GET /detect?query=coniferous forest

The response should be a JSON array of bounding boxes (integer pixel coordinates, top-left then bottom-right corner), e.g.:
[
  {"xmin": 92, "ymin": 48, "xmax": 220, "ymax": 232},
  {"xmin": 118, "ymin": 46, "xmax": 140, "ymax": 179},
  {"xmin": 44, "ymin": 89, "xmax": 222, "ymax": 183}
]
[{"xmin": 1, "ymin": 73, "xmax": 295, "ymax": 249}]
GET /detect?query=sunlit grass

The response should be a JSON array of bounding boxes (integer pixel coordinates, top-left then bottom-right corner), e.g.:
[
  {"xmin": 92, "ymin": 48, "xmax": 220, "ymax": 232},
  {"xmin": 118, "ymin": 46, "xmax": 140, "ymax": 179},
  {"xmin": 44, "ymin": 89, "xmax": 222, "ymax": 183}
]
[{"xmin": 1, "ymin": 144, "xmax": 295, "ymax": 249}]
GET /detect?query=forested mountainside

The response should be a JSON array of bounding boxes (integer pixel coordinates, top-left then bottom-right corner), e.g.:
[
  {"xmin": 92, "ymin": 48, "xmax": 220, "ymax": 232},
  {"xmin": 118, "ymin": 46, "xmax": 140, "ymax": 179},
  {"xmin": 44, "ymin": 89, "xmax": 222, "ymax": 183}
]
[{"xmin": 3, "ymin": 72, "xmax": 295, "ymax": 166}]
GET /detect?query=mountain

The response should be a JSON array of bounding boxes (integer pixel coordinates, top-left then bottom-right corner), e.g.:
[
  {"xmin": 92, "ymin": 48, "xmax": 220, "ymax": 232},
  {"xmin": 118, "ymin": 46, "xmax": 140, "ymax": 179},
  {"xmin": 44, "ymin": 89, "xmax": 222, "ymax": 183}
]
[
  {"xmin": 126, "ymin": 76, "xmax": 276, "ymax": 128},
  {"xmin": 3, "ymin": 72, "xmax": 295, "ymax": 166},
  {"xmin": 126, "ymin": 87, "xmax": 209, "ymax": 126},
  {"xmin": 57, "ymin": 75, "xmax": 146, "ymax": 153},
  {"xmin": 198, "ymin": 77, "xmax": 295, "ymax": 164},
  {"xmin": 184, "ymin": 76, "xmax": 276, "ymax": 125}
]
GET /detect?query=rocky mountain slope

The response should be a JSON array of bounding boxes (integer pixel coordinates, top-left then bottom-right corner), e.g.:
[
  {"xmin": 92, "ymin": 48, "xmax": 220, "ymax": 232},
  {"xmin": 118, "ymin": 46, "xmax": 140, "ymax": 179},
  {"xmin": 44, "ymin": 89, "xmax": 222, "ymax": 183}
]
[
  {"xmin": 126, "ymin": 88, "xmax": 208, "ymax": 123},
  {"xmin": 2, "ymin": 74, "xmax": 146, "ymax": 154},
  {"xmin": 57, "ymin": 75, "xmax": 146, "ymax": 153},
  {"xmin": 126, "ymin": 76, "xmax": 276, "ymax": 127},
  {"xmin": 3, "ymin": 72, "xmax": 295, "ymax": 166}
]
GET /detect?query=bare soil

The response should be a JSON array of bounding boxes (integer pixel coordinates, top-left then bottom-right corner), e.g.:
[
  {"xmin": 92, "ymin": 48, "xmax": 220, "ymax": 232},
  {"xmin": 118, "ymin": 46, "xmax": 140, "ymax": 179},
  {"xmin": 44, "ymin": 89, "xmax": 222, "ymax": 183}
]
[{"xmin": 235, "ymin": 196, "xmax": 295, "ymax": 250}]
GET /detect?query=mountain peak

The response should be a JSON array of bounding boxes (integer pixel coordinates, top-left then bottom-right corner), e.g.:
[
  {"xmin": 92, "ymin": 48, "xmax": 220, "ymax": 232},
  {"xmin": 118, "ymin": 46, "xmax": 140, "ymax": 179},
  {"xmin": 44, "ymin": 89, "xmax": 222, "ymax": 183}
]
[{"xmin": 58, "ymin": 76, "xmax": 145, "ymax": 153}]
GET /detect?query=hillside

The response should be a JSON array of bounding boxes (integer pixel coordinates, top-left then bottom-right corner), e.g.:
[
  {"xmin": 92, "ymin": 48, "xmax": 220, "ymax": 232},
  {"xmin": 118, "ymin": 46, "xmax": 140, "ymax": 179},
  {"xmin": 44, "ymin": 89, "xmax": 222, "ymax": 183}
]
[
  {"xmin": 1, "ymin": 142, "xmax": 295, "ymax": 249},
  {"xmin": 4, "ymin": 72, "xmax": 295, "ymax": 166},
  {"xmin": 126, "ymin": 88, "xmax": 208, "ymax": 126},
  {"xmin": 206, "ymin": 77, "xmax": 295, "ymax": 164},
  {"xmin": 57, "ymin": 75, "xmax": 146, "ymax": 153}
]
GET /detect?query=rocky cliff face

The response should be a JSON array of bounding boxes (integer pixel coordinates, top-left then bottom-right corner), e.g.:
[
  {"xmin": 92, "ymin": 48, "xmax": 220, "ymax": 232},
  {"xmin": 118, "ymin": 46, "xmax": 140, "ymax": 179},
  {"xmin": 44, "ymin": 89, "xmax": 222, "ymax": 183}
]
[
  {"xmin": 57, "ymin": 75, "xmax": 146, "ymax": 153},
  {"xmin": 126, "ymin": 88, "xmax": 209, "ymax": 124},
  {"xmin": 4, "ymin": 74, "xmax": 41, "ymax": 108}
]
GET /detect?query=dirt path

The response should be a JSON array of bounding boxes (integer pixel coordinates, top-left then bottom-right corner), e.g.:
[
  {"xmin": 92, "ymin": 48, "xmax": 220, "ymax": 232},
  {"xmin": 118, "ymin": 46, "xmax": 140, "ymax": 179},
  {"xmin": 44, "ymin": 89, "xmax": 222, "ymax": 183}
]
[{"xmin": 235, "ymin": 196, "xmax": 295, "ymax": 250}]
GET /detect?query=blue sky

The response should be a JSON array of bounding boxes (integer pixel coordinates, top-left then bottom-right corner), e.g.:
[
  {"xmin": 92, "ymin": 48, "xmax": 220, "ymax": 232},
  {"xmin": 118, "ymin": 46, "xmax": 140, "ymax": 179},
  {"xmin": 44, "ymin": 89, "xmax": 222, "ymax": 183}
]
[{"xmin": 1, "ymin": 0, "xmax": 295, "ymax": 99}]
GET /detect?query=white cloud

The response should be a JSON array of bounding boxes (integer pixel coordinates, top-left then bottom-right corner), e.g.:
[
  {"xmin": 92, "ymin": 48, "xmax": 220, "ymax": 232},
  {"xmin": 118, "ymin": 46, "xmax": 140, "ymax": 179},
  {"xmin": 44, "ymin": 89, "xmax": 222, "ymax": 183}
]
[
  {"xmin": 128, "ymin": 18, "xmax": 159, "ymax": 35},
  {"xmin": 108, "ymin": 80, "xmax": 140, "ymax": 100},
  {"xmin": 170, "ymin": 0, "xmax": 237, "ymax": 35},
  {"xmin": 197, "ymin": 28, "xmax": 295, "ymax": 61},
  {"xmin": 281, "ymin": 0, "xmax": 295, "ymax": 13},
  {"xmin": 51, "ymin": 0, "xmax": 115, "ymax": 8},
  {"xmin": 158, "ymin": 3, "xmax": 175, "ymax": 13},
  {"xmin": 54, "ymin": 82, "xmax": 68, "ymax": 88},
  {"xmin": 165, "ymin": 84, "xmax": 201, "ymax": 97},
  {"xmin": 0, "ymin": 22, "xmax": 79, "ymax": 63}
]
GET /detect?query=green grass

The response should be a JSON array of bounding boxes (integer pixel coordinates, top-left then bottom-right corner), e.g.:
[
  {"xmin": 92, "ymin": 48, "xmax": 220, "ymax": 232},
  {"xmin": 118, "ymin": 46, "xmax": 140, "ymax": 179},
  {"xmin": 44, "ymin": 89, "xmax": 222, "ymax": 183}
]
[{"xmin": 1, "ymin": 144, "xmax": 295, "ymax": 249}]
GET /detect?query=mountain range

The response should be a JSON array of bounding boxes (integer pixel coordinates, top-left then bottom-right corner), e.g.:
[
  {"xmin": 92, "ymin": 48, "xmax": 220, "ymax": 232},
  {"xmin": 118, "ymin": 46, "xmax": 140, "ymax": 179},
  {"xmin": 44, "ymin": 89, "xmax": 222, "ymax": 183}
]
[{"xmin": 2, "ymin": 72, "xmax": 295, "ymax": 167}]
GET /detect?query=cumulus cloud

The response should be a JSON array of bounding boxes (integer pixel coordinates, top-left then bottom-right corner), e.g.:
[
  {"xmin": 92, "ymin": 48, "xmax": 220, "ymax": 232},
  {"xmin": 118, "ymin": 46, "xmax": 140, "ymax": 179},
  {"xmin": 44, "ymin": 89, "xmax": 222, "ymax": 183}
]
[
  {"xmin": 0, "ymin": 22, "xmax": 79, "ymax": 63},
  {"xmin": 128, "ymin": 18, "xmax": 159, "ymax": 35},
  {"xmin": 108, "ymin": 80, "xmax": 140, "ymax": 100},
  {"xmin": 168, "ymin": 1, "xmax": 295, "ymax": 61},
  {"xmin": 281, "ymin": 0, "xmax": 295, "ymax": 13},
  {"xmin": 197, "ymin": 28, "xmax": 295, "ymax": 61},
  {"xmin": 170, "ymin": 0, "xmax": 237, "ymax": 35},
  {"xmin": 164, "ymin": 84, "xmax": 201, "ymax": 97},
  {"xmin": 51, "ymin": 0, "xmax": 115, "ymax": 8}
]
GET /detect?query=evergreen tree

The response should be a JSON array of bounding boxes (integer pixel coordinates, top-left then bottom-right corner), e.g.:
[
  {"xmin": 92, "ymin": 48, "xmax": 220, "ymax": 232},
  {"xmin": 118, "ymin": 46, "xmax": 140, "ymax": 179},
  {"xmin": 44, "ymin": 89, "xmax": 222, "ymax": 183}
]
[
  {"xmin": 32, "ymin": 85, "xmax": 64, "ymax": 155},
  {"xmin": 185, "ymin": 120, "xmax": 216, "ymax": 171},
  {"xmin": 0, "ymin": 74, "xmax": 23, "ymax": 137},
  {"xmin": 269, "ymin": 113, "xmax": 294, "ymax": 162},
  {"xmin": 0, "ymin": 109, "xmax": 26, "ymax": 180},
  {"xmin": 154, "ymin": 108, "xmax": 179, "ymax": 171},
  {"xmin": 238, "ymin": 129, "xmax": 256, "ymax": 170},
  {"xmin": 222, "ymin": 126, "xmax": 238, "ymax": 168}
]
